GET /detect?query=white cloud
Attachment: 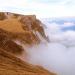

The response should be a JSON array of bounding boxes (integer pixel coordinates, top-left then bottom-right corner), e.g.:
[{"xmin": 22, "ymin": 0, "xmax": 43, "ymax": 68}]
[
  {"xmin": 0, "ymin": 0, "xmax": 75, "ymax": 18},
  {"xmin": 61, "ymin": 22, "xmax": 75, "ymax": 28},
  {"xmin": 17, "ymin": 21, "xmax": 75, "ymax": 75}
]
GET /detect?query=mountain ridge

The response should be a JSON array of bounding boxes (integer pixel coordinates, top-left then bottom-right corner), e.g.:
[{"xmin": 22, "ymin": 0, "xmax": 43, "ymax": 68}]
[{"xmin": 0, "ymin": 12, "xmax": 56, "ymax": 75}]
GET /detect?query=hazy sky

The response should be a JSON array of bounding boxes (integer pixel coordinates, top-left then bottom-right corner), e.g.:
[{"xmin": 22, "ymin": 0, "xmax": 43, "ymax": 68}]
[{"xmin": 0, "ymin": 0, "xmax": 75, "ymax": 18}]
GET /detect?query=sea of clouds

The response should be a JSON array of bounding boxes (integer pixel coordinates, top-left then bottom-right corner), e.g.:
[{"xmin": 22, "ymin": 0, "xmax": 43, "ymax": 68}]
[{"xmin": 19, "ymin": 19, "xmax": 75, "ymax": 75}]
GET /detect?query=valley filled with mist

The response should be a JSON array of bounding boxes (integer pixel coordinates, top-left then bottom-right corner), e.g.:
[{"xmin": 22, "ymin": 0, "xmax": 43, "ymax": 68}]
[{"xmin": 22, "ymin": 17, "xmax": 75, "ymax": 75}]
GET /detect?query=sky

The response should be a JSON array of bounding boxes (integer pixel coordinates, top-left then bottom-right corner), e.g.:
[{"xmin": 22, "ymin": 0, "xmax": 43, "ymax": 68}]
[{"xmin": 0, "ymin": 0, "xmax": 75, "ymax": 18}]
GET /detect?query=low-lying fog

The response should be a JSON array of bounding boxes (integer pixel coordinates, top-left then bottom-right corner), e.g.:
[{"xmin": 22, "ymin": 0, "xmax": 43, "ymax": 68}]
[{"xmin": 18, "ymin": 20, "xmax": 75, "ymax": 75}]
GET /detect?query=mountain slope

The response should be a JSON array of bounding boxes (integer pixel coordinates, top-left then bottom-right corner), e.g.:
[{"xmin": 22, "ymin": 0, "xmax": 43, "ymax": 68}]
[
  {"xmin": 0, "ymin": 48, "xmax": 56, "ymax": 75},
  {"xmin": 0, "ymin": 12, "xmax": 56, "ymax": 75}
]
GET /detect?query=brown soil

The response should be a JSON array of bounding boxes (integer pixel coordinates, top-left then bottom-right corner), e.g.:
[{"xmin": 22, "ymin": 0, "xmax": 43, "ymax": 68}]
[{"xmin": 0, "ymin": 19, "xmax": 25, "ymax": 33}]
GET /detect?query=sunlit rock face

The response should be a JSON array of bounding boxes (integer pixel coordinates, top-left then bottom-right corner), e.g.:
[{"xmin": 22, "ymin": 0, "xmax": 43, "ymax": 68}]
[
  {"xmin": 0, "ymin": 12, "xmax": 49, "ymax": 44},
  {"xmin": 0, "ymin": 12, "xmax": 55, "ymax": 75}
]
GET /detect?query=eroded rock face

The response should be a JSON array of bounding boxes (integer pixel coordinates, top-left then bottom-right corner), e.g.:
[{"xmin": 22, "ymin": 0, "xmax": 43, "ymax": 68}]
[
  {"xmin": 0, "ymin": 12, "xmax": 49, "ymax": 54},
  {"xmin": 0, "ymin": 12, "xmax": 55, "ymax": 75},
  {"xmin": 0, "ymin": 12, "xmax": 7, "ymax": 20},
  {"xmin": 0, "ymin": 34, "xmax": 24, "ymax": 54},
  {"xmin": 0, "ymin": 28, "xmax": 24, "ymax": 55},
  {"xmin": 0, "ymin": 12, "xmax": 49, "ymax": 43}
]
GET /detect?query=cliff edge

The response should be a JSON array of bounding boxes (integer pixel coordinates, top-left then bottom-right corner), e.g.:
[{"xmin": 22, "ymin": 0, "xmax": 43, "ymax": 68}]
[{"xmin": 0, "ymin": 12, "xmax": 56, "ymax": 75}]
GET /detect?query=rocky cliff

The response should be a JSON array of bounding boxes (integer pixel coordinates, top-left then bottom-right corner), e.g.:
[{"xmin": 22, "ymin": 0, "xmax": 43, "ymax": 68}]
[
  {"xmin": 0, "ymin": 12, "xmax": 56, "ymax": 75},
  {"xmin": 0, "ymin": 12, "xmax": 48, "ymax": 43}
]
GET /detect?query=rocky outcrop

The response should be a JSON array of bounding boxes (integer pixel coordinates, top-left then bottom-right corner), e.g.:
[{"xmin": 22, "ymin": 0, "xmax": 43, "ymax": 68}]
[
  {"xmin": 0, "ymin": 12, "xmax": 7, "ymax": 20},
  {"xmin": 0, "ymin": 12, "xmax": 49, "ymax": 43},
  {"xmin": 0, "ymin": 12, "xmax": 49, "ymax": 52},
  {"xmin": 0, "ymin": 12, "xmax": 56, "ymax": 75},
  {"xmin": 0, "ymin": 31, "xmax": 24, "ymax": 55}
]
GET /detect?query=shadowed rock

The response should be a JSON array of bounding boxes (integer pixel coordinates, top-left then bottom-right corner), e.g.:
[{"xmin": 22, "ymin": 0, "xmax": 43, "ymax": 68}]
[
  {"xmin": 0, "ymin": 33, "xmax": 24, "ymax": 55},
  {"xmin": 0, "ymin": 12, "xmax": 7, "ymax": 20}
]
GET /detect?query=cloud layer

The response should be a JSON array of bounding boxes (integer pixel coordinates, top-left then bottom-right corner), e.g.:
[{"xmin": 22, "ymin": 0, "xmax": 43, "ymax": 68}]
[
  {"xmin": 0, "ymin": 0, "xmax": 75, "ymax": 18},
  {"xmin": 21, "ymin": 19, "xmax": 75, "ymax": 75}
]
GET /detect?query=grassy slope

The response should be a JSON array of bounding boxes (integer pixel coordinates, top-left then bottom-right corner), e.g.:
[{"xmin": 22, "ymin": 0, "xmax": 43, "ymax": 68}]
[{"xmin": 0, "ymin": 48, "xmax": 56, "ymax": 75}]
